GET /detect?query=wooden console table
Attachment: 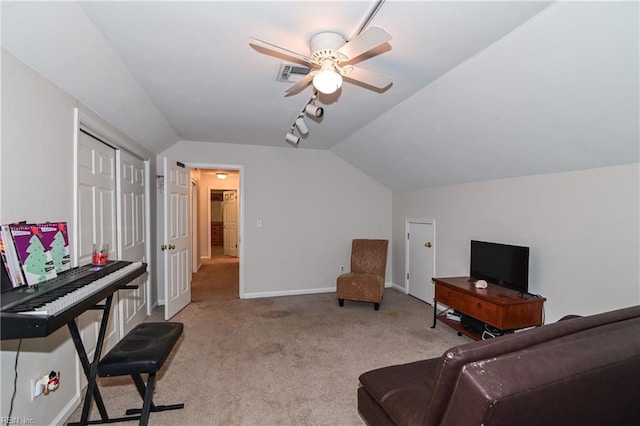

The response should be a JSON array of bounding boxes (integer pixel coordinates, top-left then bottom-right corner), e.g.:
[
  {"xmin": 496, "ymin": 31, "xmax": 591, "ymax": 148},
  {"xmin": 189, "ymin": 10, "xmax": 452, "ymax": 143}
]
[{"xmin": 431, "ymin": 276, "xmax": 546, "ymax": 340}]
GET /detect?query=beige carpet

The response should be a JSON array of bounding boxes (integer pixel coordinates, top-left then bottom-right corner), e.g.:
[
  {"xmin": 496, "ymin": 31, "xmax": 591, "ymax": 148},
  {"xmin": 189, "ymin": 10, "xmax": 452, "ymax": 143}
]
[{"xmin": 68, "ymin": 252, "xmax": 468, "ymax": 425}]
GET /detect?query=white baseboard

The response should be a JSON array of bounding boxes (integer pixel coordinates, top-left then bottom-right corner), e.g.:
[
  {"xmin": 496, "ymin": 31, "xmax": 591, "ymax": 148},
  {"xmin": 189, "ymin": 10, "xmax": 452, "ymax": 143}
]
[
  {"xmin": 388, "ymin": 282, "xmax": 406, "ymax": 292},
  {"xmin": 243, "ymin": 287, "xmax": 335, "ymax": 299},
  {"xmin": 243, "ymin": 282, "xmax": 398, "ymax": 299},
  {"xmin": 57, "ymin": 390, "xmax": 82, "ymax": 425}
]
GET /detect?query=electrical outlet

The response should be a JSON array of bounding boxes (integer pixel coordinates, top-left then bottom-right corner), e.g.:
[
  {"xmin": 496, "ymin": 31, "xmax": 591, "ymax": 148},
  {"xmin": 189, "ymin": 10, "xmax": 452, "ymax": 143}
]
[
  {"xmin": 340, "ymin": 265, "xmax": 344, "ymax": 272},
  {"xmin": 30, "ymin": 373, "xmax": 43, "ymax": 401}
]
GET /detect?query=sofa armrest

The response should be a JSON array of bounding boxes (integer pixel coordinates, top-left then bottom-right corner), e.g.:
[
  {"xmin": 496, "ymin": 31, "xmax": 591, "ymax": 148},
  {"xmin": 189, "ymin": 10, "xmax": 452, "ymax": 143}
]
[{"xmin": 441, "ymin": 318, "xmax": 640, "ymax": 426}]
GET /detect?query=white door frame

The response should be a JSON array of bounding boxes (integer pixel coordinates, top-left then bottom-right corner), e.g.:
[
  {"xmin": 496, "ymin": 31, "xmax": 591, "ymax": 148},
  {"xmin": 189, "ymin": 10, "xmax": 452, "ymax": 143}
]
[
  {"xmin": 405, "ymin": 218, "xmax": 436, "ymax": 301},
  {"xmin": 144, "ymin": 161, "xmax": 152, "ymax": 316},
  {"xmin": 187, "ymin": 162, "xmax": 244, "ymax": 299},
  {"xmin": 191, "ymin": 179, "xmax": 199, "ymax": 273}
]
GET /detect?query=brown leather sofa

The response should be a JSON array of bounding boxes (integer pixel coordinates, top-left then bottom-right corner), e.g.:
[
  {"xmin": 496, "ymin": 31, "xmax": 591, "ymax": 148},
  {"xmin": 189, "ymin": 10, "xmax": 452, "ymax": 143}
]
[{"xmin": 358, "ymin": 305, "xmax": 640, "ymax": 426}]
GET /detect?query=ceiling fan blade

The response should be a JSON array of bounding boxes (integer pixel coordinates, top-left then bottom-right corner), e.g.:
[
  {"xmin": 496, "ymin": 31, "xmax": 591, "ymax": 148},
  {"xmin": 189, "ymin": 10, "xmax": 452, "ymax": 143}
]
[
  {"xmin": 284, "ymin": 73, "xmax": 314, "ymax": 97},
  {"xmin": 249, "ymin": 37, "xmax": 312, "ymax": 64},
  {"xmin": 342, "ymin": 66, "xmax": 392, "ymax": 90},
  {"xmin": 336, "ymin": 26, "xmax": 391, "ymax": 62}
]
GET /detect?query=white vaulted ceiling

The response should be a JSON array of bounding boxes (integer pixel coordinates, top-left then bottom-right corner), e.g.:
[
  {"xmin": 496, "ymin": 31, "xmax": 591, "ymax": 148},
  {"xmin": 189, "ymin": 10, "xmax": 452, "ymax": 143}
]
[{"xmin": 2, "ymin": 1, "xmax": 638, "ymax": 190}]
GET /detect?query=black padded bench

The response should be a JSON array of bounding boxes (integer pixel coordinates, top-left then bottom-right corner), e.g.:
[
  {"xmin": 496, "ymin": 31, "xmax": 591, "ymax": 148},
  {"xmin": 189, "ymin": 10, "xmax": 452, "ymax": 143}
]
[{"xmin": 71, "ymin": 322, "xmax": 184, "ymax": 426}]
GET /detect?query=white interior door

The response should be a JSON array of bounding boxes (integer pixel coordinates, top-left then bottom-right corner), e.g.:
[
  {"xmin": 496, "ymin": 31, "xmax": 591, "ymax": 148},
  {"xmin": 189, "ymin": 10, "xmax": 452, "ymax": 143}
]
[
  {"xmin": 406, "ymin": 219, "xmax": 436, "ymax": 304},
  {"xmin": 77, "ymin": 130, "xmax": 119, "ymax": 359},
  {"xmin": 222, "ymin": 190, "xmax": 237, "ymax": 257},
  {"xmin": 164, "ymin": 158, "xmax": 191, "ymax": 320},
  {"xmin": 117, "ymin": 150, "xmax": 148, "ymax": 336}
]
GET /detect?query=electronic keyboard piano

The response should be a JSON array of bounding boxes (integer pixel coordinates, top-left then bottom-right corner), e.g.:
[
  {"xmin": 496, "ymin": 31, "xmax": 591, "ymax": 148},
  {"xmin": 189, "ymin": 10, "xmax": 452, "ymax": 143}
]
[{"xmin": 1, "ymin": 261, "xmax": 146, "ymax": 340}]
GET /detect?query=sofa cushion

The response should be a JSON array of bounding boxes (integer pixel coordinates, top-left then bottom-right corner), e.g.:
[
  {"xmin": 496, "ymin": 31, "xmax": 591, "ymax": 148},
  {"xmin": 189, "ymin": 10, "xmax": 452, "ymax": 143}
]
[
  {"xmin": 358, "ymin": 387, "xmax": 396, "ymax": 426},
  {"xmin": 359, "ymin": 358, "xmax": 439, "ymax": 425}
]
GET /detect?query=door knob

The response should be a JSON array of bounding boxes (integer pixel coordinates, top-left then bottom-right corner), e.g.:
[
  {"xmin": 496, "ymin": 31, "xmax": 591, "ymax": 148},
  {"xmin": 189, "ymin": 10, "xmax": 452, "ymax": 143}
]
[
  {"xmin": 169, "ymin": 244, "xmax": 176, "ymax": 250},
  {"xmin": 161, "ymin": 244, "xmax": 167, "ymax": 251},
  {"xmin": 425, "ymin": 242, "xmax": 432, "ymax": 248}
]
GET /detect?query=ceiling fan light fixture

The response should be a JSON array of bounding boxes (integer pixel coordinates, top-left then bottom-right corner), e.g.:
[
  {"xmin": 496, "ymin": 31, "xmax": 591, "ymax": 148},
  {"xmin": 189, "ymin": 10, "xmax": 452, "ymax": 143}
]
[
  {"xmin": 313, "ymin": 60, "xmax": 343, "ymax": 94},
  {"xmin": 313, "ymin": 70, "xmax": 342, "ymax": 94}
]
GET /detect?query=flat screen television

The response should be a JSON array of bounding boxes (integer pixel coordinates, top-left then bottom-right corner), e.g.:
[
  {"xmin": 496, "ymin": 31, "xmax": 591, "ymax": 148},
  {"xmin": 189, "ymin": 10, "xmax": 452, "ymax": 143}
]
[{"xmin": 470, "ymin": 240, "xmax": 529, "ymax": 294}]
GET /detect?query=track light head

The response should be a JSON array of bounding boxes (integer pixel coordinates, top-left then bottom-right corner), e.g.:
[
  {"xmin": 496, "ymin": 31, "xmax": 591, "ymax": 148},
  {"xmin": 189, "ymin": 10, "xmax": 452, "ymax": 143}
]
[
  {"xmin": 305, "ymin": 103, "xmax": 324, "ymax": 118},
  {"xmin": 295, "ymin": 117, "xmax": 309, "ymax": 135},
  {"xmin": 285, "ymin": 132, "xmax": 300, "ymax": 145}
]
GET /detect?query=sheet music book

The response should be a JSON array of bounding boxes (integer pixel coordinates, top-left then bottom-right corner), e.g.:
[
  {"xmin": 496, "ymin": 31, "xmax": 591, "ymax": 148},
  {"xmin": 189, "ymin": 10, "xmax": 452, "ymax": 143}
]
[
  {"xmin": 0, "ymin": 225, "xmax": 26, "ymax": 287},
  {"xmin": 10, "ymin": 224, "xmax": 57, "ymax": 285},
  {"xmin": 37, "ymin": 222, "xmax": 71, "ymax": 273}
]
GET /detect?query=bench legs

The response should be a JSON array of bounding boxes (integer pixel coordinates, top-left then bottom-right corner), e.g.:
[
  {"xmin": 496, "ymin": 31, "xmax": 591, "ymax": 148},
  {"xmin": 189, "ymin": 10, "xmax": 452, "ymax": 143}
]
[
  {"xmin": 69, "ymin": 372, "xmax": 184, "ymax": 426},
  {"xmin": 126, "ymin": 373, "xmax": 184, "ymax": 425}
]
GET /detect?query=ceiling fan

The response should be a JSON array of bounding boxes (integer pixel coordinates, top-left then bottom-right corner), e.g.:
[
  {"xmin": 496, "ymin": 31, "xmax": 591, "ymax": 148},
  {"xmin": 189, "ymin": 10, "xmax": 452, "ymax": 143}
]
[{"xmin": 250, "ymin": 25, "xmax": 393, "ymax": 96}]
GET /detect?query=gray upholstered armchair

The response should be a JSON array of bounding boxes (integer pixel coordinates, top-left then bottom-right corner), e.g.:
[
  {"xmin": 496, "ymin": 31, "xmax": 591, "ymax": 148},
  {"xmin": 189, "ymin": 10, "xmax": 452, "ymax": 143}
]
[{"xmin": 336, "ymin": 239, "xmax": 388, "ymax": 310}]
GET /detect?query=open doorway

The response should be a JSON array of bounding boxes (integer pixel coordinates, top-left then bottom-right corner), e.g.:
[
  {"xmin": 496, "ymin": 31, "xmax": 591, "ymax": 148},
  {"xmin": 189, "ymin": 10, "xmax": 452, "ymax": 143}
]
[{"xmin": 188, "ymin": 165, "xmax": 243, "ymax": 299}]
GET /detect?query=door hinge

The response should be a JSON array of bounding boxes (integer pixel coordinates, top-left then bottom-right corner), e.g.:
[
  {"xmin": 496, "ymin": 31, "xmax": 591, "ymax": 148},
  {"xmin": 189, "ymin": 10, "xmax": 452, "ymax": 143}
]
[
  {"xmin": 407, "ymin": 273, "xmax": 409, "ymax": 280},
  {"xmin": 407, "ymin": 232, "xmax": 410, "ymax": 239}
]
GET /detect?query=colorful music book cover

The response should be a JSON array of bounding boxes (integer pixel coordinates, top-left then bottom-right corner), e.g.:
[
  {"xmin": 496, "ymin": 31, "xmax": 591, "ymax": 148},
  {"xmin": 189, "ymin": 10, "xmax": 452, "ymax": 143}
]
[
  {"xmin": 0, "ymin": 232, "xmax": 19, "ymax": 288},
  {"xmin": 9, "ymin": 224, "xmax": 57, "ymax": 285},
  {"xmin": 0, "ymin": 224, "xmax": 26, "ymax": 287},
  {"xmin": 37, "ymin": 222, "xmax": 71, "ymax": 273}
]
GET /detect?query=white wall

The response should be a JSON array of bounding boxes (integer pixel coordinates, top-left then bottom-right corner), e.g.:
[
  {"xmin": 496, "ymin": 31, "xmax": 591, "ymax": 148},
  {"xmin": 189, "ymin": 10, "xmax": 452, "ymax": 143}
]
[
  {"xmin": 158, "ymin": 141, "xmax": 392, "ymax": 298},
  {"xmin": 1, "ymin": 49, "xmax": 155, "ymax": 425},
  {"xmin": 1, "ymin": 48, "xmax": 80, "ymax": 426},
  {"xmin": 392, "ymin": 163, "xmax": 640, "ymax": 322}
]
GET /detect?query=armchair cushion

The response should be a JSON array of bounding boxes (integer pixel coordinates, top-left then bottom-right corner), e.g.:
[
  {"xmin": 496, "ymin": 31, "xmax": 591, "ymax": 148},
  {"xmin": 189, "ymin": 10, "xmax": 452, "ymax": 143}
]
[{"xmin": 336, "ymin": 273, "xmax": 384, "ymax": 303}]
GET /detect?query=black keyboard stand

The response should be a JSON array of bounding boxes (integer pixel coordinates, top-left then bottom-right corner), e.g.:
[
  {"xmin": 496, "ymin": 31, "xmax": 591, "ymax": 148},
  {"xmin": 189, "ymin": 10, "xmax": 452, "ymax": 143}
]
[{"xmin": 67, "ymin": 293, "xmax": 116, "ymax": 425}]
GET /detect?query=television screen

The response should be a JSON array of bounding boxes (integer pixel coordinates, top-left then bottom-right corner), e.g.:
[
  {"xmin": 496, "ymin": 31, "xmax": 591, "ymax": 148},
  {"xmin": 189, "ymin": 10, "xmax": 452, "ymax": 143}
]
[{"xmin": 470, "ymin": 240, "xmax": 529, "ymax": 293}]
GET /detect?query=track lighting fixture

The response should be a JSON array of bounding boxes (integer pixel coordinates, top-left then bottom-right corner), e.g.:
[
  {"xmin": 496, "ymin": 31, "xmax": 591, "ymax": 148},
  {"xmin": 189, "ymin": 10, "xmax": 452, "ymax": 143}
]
[
  {"xmin": 305, "ymin": 103, "xmax": 324, "ymax": 118},
  {"xmin": 285, "ymin": 132, "xmax": 300, "ymax": 145},
  {"xmin": 284, "ymin": 92, "xmax": 325, "ymax": 146},
  {"xmin": 305, "ymin": 93, "xmax": 324, "ymax": 118},
  {"xmin": 295, "ymin": 117, "xmax": 309, "ymax": 135}
]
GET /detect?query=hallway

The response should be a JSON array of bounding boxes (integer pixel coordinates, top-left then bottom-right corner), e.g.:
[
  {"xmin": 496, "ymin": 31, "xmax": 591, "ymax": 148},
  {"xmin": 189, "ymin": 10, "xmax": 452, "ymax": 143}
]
[{"xmin": 191, "ymin": 247, "xmax": 239, "ymax": 303}]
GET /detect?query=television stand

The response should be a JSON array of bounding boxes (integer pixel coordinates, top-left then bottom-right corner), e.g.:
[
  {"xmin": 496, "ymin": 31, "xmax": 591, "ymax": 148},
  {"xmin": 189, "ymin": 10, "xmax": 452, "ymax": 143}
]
[{"xmin": 431, "ymin": 277, "xmax": 546, "ymax": 341}]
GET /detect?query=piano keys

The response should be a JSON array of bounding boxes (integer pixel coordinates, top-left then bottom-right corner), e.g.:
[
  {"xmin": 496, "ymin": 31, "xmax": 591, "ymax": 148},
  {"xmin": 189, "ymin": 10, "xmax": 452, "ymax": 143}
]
[{"xmin": 1, "ymin": 261, "xmax": 146, "ymax": 340}]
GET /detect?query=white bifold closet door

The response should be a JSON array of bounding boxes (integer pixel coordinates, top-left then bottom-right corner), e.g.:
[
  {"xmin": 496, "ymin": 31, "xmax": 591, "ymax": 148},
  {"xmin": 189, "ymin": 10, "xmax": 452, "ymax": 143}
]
[
  {"xmin": 77, "ymin": 130, "xmax": 119, "ymax": 360},
  {"xmin": 117, "ymin": 150, "xmax": 148, "ymax": 336}
]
